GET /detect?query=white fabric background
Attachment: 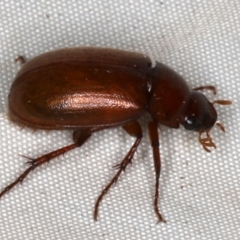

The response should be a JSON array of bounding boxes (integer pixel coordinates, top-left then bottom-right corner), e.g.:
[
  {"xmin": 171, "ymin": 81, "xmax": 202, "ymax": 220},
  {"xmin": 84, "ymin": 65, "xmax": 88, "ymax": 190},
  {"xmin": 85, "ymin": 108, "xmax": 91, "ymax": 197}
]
[{"xmin": 0, "ymin": 1, "xmax": 239, "ymax": 239}]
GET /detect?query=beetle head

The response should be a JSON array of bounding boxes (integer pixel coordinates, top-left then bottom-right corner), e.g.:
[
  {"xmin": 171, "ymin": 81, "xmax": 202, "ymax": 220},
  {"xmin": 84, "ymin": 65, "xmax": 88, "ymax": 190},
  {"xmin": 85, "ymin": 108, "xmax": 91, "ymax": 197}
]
[
  {"xmin": 181, "ymin": 91, "xmax": 217, "ymax": 132},
  {"xmin": 181, "ymin": 91, "xmax": 231, "ymax": 152}
]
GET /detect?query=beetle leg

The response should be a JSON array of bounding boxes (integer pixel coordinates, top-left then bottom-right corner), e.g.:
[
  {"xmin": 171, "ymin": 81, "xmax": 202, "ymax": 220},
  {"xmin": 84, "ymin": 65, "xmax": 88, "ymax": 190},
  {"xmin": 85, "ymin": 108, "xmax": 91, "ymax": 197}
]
[
  {"xmin": 94, "ymin": 120, "xmax": 142, "ymax": 221},
  {"xmin": 0, "ymin": 131, "xmax": 91, "ymax": 199},
  {"xmin": 193, "ymin": 85, "xmax": 217, "ymax": 95},
  {"xmin": 14, "ymin": 55, "xmax": 26, "ymax": 65},
  {"xmin": 148, "ymin": 121, "xmax": 166, "ymax": 223}
]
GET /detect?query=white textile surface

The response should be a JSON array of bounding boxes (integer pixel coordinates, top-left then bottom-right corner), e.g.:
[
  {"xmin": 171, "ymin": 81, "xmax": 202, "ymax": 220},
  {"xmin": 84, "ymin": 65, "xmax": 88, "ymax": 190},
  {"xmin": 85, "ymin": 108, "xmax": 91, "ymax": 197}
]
[{"xmin": 0, "ymin": 1, "xmax": 239, "ymax": 239}]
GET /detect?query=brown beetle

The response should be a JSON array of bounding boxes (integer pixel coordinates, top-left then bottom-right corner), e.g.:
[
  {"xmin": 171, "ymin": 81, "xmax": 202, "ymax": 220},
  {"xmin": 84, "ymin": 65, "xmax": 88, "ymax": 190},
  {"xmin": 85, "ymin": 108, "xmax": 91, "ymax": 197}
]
[{"xmin": 1, "ymin": 47, "xmax": 231, "ymax": 222}]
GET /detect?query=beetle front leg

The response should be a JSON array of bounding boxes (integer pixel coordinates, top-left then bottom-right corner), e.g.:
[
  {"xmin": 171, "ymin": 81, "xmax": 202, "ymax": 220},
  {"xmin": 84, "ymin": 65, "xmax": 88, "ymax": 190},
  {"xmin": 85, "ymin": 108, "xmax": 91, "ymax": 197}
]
[
  {"xmin": 0, "ymin": 130, "xmax": 91, "ymax": 199},
  {"xmin": 94, "ymin": 120, "xmax": 142, "ymax": 221},
  {"xmin": 148, "ymin": 121, "xmax": 166, "ymax": 223},
  {"xmin": 193, "ymin": 85, "xmax": 216, "ymax": 95}
]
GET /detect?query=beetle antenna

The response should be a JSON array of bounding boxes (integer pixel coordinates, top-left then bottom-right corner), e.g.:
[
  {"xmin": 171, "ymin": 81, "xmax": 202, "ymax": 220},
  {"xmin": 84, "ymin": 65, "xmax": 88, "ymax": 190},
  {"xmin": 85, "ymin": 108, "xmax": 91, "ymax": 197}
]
[
  {"xmin": 198, "ymin": 131, "xmax": 216, "ymax": 152},
  {"xmin": 212, "ymin": 100, "xmax": 232, "ymax": 105}
]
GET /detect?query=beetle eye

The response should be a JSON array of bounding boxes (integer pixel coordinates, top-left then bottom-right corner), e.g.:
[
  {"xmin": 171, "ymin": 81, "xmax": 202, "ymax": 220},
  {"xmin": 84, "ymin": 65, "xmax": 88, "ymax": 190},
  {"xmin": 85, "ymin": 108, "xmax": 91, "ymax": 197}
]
[{"xmin": 183, "ymin": 115, "xmax": 201, "ymax": 130}]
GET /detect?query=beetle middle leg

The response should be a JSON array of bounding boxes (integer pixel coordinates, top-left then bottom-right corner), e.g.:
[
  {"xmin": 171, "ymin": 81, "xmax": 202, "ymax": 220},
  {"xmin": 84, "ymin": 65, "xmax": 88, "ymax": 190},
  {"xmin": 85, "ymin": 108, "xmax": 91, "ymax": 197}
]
[
  {"xmin": 0, "ymin": 130, "xmax": 91, "ymax": 199},
  {"xmin": 94, "ymin": 120, "xmax": 142, "ymax": 221}
]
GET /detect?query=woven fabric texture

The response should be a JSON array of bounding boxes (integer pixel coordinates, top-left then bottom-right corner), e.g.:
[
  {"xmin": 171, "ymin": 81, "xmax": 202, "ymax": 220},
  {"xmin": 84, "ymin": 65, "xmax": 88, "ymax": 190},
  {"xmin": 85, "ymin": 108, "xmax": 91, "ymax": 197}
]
[{"xmin": 0, "ymin": 1, "xmax": 239, "ymax": 239}]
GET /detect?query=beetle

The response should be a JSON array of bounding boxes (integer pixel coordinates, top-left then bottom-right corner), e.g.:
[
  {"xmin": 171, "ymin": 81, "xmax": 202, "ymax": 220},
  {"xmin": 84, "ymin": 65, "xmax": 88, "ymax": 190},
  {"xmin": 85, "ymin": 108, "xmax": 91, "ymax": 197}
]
[{"xmin": 0, "ymin": 47, "xmax": 231, "ymax": 222}]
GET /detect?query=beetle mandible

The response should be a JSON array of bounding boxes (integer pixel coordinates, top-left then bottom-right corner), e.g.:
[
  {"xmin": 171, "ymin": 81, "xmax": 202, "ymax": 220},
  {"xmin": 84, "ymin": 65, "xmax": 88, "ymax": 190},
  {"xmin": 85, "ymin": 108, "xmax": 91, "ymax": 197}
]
[{"xmin": 0, "ymin": 47, "xmax": 231, "ymax": 222}]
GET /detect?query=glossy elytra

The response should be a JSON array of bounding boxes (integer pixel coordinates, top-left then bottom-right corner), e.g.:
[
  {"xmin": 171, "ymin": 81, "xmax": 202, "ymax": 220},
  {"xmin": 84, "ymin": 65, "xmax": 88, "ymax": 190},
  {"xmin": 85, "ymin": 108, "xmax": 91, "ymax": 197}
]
[{"xmin": 0, "ymin": 48, "xmax": 231, "ymax": 222}]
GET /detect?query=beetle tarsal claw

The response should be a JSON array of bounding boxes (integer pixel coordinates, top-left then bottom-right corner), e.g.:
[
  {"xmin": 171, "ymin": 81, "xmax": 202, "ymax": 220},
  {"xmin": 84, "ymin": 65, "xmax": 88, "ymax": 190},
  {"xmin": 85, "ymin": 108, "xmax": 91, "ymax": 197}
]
[
  {"xmin": 18, "ymin": 154, "xmax": 35, "ymax": 164},
  {"xmin": 216, "ymin": 122, "xmax": 225, "ymax": 132},
  {"xmin": 198, "ymin": 131, "xmax": 216, "ymax": 152}
]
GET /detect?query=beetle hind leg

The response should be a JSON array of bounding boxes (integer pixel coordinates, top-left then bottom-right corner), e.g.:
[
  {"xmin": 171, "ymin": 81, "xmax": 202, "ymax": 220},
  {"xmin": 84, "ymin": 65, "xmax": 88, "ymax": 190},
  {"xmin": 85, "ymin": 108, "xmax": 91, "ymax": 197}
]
[
  {"xmin": 94, "ymin": 120, "xmax": 142, "ymax": 221},
  {"xmin": 0, "ymin": 131, "xmax": 91, "ymax": 199}
]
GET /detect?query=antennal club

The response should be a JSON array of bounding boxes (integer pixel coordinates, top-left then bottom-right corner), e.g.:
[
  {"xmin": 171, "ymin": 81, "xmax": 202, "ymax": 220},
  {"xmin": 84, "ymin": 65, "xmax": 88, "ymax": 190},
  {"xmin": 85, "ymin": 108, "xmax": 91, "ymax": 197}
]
[
  {"xmin": 198, "ymin": 131, "xmax": 216, "ymax": 152},
  {"xmin": 212, "ymin": 100, "xmax": 232, "ymax": 105}
]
